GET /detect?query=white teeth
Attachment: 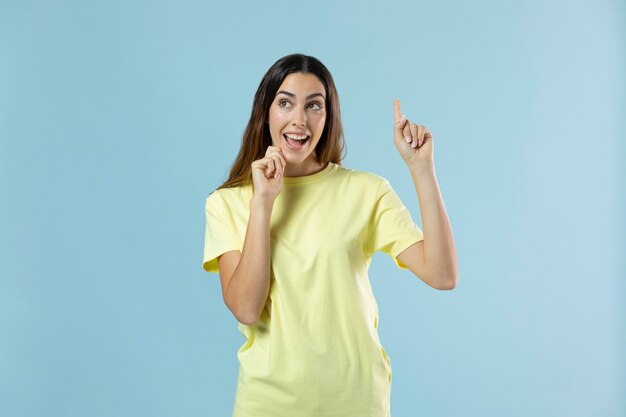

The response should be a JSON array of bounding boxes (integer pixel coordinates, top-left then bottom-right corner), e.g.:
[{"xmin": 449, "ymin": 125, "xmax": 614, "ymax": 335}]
[{"xmin": 285, "ymin": 133, "xmax": 308, "ymax": 141}]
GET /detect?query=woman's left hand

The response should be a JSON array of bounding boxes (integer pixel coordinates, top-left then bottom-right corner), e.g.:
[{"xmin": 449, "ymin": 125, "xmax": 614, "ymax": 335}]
[{"xmin": 393, "ymin": 99, "xmax": 434, "ymax": 167}]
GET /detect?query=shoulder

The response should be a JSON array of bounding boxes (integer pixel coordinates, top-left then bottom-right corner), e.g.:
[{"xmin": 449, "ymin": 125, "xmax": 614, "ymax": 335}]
[
  {"xmin": 334, "ymin": 163, "xmax": 389, "ymax": 187},
  {"xmin": 206, "ymin": 183, "xmax": 252, "ymax": 210}
]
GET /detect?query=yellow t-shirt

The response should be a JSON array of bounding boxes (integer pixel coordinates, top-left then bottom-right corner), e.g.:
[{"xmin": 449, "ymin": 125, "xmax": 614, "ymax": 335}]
[{"xmin": 203, "ymin": 161, "xmax": 424, "ymax": 417}]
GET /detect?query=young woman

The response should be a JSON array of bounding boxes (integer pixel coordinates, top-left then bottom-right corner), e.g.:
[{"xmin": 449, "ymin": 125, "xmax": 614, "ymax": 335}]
[{"xmin": 203, "ymin": 53, "xmax": 458, "ymax": 417}]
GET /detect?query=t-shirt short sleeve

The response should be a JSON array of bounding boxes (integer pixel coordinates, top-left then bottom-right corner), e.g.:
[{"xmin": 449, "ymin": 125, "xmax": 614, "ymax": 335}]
[
  {"xmin": 203, "ymin": 192, "xmax": 240, "ymax": 273},
  {"xmin": 366, "ymin": 179, "xmax": 424, "ymax": 270}
]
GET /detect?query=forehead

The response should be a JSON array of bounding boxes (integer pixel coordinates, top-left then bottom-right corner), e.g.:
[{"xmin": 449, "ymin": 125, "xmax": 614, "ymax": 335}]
[{"xmin": 277, "ymin": 72, "xmax": 325, "ymax": 95}]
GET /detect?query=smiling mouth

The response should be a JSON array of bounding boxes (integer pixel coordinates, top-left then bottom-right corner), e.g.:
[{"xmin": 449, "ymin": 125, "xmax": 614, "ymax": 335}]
[{"xmin": 283, "ymin": 134, "xmax": 310, "ymax": 149}]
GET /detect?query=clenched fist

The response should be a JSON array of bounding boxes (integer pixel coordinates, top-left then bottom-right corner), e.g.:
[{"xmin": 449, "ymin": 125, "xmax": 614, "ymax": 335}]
[{"xmin": 251, "ymin": 146, "xmax": 288, "ymax": 202}]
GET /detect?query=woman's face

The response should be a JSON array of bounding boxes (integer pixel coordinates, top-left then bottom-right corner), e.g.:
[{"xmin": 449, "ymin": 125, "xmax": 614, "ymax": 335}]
[{"xmin": 268, "ymin": 72, "xmax": 327, "ymax": 165}]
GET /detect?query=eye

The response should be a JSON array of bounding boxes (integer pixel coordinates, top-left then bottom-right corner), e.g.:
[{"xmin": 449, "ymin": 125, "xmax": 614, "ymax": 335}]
[
  {"xmin": 278, "ymin": 99, "xmax": 291, "ymax": 108},
  {"xmin": 308, "ymin": 102, "xmax": 322, "ymax": 110}
]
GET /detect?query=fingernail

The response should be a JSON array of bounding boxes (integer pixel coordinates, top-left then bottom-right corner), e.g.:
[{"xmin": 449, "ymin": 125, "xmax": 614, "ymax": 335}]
[{"xmin": 405, "ymin": 136, "xmax": 412, "ymax": 142}]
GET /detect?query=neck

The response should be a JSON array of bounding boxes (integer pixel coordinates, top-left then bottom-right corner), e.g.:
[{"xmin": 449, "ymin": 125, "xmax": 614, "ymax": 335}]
[{"xmin": 283, "ymin": 160, "xmax": 327, "ymax": 178}]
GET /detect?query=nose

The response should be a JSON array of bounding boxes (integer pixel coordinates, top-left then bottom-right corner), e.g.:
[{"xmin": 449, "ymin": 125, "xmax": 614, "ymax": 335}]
[{"xmin": 291, "ymin": 106, "xmax": 307, "ymax": 127}]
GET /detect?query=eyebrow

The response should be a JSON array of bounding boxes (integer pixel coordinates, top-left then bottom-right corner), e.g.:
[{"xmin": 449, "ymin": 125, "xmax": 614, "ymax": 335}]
[{"xmin": 276, "ymin": 90, "xmax": 325, "ymax": 100}]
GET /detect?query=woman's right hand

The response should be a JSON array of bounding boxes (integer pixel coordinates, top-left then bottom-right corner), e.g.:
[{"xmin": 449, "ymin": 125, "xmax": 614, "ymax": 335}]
[{"xmin": 251, "ymin": 146, "xmax": 287, "ymax": 202}]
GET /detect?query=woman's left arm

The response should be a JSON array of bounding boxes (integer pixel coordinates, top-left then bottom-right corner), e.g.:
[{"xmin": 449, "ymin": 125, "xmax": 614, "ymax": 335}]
[{"xmin": 393, "ymin": 99, "xmax": 459, "ymax": 290}]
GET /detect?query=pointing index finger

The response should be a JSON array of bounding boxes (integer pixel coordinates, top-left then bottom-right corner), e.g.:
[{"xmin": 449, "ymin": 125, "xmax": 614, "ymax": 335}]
[{"xmin": 393, "ymin": 98, "xmax": 402, "ymax": 123}]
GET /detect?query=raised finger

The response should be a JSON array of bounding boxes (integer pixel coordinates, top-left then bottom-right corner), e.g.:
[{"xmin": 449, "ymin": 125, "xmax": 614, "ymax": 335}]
[{"xmin": 393, "ymin": 98, "xmax": 402, "ymax": 123}]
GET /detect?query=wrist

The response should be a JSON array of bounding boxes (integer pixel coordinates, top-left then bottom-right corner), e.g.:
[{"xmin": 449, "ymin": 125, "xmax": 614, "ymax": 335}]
[
  {"xmin": 408, "ymin": 160, "xmax": 435, "ymax": 176},
  {"xmin": 251, "ymin": 195, "xmax": 275, "ymax": 209}
]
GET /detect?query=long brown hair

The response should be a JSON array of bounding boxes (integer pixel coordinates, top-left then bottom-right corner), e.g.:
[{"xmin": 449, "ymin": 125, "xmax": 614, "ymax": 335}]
[{"xmin": 215, "ymin": 53, "xmax": 346, "ymax": 191}]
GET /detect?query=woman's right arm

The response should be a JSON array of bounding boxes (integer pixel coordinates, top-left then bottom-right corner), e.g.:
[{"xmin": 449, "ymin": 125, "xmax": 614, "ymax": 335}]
[
  {"xmin": 222, "ymin": 196, "xmax": 274, "ymax": 325},
  {"xmin": 219, "ymin": 145, "xmax": 286, "ymax": 325}
]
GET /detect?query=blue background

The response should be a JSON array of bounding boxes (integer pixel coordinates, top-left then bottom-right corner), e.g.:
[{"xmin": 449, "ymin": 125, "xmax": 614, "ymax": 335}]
[{"xmin": 1, "ymin": 0, "xmax": 624, "ymax": 416}]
